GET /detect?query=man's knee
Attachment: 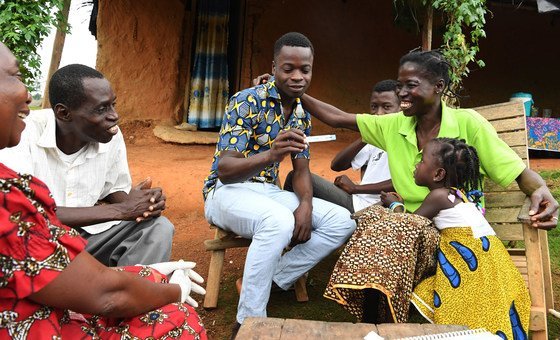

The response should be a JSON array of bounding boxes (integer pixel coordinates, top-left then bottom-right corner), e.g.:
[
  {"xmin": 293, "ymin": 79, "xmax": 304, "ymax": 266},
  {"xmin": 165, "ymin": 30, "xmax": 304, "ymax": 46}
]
[
  {"xmin": 325, "ymin": 205, "xmax": 356, "ymax": 239},
  {"xmin": 257, "ymin": 210, "xmax": 294, "ymax": 243}
]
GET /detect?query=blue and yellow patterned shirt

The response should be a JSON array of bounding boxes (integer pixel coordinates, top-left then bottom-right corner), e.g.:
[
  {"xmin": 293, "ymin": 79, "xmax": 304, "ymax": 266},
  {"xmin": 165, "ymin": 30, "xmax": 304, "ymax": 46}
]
[{"xmin": 203, "ymin": 80, "xmax": 312, "ymax": 200}]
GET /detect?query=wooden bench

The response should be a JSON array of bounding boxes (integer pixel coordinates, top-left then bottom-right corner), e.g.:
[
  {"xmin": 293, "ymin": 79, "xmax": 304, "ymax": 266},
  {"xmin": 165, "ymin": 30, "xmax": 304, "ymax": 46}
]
[
  {"xmin": 203, "ymin": 225, "xmax": 309, "ymax": 309},
  {"xmin": 236, "ymin": 317, "xmax": 467, "ymax": 339},
  {"xmin": 476, "ymin": 101, "xmax": 553, "ymax": 339}
]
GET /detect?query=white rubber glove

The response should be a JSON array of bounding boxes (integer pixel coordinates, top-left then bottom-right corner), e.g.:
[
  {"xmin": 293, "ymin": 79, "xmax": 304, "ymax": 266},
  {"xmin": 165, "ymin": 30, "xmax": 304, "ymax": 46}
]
[
  {"xmin": 186, "ymin": 268, "xmax": 206, "ymax": 296},
  {"xmin": 153, "ymin": 260, "xmax": 205, "ymax": 307},
  {"xmin": 169, "ymin": 268, "xmax": 196, "ymax": 307},
  {"xmin": 145, "ymin": 261, "xmax": 197, "ymax": 276}
]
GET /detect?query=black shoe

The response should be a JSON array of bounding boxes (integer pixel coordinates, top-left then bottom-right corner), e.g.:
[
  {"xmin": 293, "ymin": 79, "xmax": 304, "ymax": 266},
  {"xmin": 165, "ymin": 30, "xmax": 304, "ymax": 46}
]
[{"xmin": 230, "ymin": 322, "xmax": 241, "ymax": 340}]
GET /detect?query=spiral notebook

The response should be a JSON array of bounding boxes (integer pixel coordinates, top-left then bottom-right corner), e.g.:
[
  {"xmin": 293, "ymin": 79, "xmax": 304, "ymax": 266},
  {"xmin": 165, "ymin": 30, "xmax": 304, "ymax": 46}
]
[{"xmin": 397, "ymin": 328, "xmax": 502, "ymax": 339}]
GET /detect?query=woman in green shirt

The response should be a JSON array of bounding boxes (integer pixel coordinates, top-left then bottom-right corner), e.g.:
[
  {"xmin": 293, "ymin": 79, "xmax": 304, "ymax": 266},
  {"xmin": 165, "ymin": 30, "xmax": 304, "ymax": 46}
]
[
  {"xmin": 300, "ymin": 50, "xmax": 558, "ymax": 322},
  {"xmin": 302, "ymin": 50, "xmax": 558, "ymax": 228}
]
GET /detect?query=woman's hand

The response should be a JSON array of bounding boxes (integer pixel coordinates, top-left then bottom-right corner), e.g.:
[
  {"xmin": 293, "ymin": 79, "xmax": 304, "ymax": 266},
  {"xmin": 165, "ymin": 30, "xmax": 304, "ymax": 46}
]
[
  {"xmin": 168, "ymin": 265, "xmax": 206, "ymax": 307},
  {"xmin": 528, "ymin": 186, "xmax": 559, "ymax": 230},
  {"xmin": 252, "ymin": 73, "xmax": 272, "ymax": 86},
  {"xmin": 516, "ymin": 168, "xmax": 559, "ymax": 230},
  {"xmin": 146, "ymin": 260, "xmax": 195, "ymax": 275},
  {"xmin": 148, "ymin": 260, "xmax": 206, "ymax": 307}
]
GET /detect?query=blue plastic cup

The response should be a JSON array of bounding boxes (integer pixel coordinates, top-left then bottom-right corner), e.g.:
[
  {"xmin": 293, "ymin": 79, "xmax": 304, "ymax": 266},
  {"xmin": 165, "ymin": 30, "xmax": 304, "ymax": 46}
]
[{"xmin": 510, "ymin": 92, "xmax": 533, "ymax": 117}]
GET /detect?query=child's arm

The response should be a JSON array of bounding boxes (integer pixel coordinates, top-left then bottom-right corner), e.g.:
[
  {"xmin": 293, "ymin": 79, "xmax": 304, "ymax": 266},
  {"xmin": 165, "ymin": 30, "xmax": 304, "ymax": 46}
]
[
  {"xmin": 414, "ymin": 188, "xmax": 456, "ymax": 220},
  {"xmin": 380, "ymin": 191, "xmax": 403, "ymax": 208}
]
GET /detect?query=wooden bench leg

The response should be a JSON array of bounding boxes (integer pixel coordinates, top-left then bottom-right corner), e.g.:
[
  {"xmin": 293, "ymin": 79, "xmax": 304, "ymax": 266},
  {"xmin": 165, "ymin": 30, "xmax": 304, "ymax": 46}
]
[
  {"xmin": 203, "ymin": 248, "xmax": 225, "ymax": 309},
  {"xmin": 294, "ymin": 275, "xmax": 309, "ymax": 302}
]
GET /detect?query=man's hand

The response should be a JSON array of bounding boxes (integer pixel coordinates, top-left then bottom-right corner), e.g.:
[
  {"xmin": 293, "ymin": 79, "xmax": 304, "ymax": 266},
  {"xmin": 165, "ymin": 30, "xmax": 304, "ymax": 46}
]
[
  {"xmin": 528, "ymin": 186, "xmax": 559, "ymax": 230},
  {"xmin": 119, "ymin": 178, "xmax": 166, "ymax": 222},
  {"xmin": 333, "ymin": 175, "xmax": 357, "ymax": 194},
  {"xmin": 133, "ymin": 177, "xmax": 163, "ymax": 222},
  {"xmin": 269, "ymin": 129, "xmax": 307, "ymax": 163},
  {"xmin": 252, "ymin": 73, "xmax": 272, "ymax": 86},
  {"xmin": 136, "ymin": 177, "xmax": 152, "ymax": 190},
  {"xmin": 290, "ymin": 202, "xmax": 312, "ymax": 247}
]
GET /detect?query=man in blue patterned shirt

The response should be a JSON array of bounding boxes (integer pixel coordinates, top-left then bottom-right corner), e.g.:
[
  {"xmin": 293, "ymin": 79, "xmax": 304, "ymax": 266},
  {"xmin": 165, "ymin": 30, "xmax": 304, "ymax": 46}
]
[{"xmin": 203, "ymin": 32, "xmax": 355, "ymax": 328}]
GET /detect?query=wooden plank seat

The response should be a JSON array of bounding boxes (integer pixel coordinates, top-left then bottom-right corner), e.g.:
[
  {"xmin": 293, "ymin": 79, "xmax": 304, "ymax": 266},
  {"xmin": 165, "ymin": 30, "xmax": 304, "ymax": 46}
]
[
  {"xmin": 476, "ymin": 101, "xmax": 553, "ymax": 339},
  {"xmin": 236, "ymin": 317, "xmax": 468, "ymax": 340},
  {"xmin": 203, "ymin": 224, "xmax": 309, "ymax": 309}
]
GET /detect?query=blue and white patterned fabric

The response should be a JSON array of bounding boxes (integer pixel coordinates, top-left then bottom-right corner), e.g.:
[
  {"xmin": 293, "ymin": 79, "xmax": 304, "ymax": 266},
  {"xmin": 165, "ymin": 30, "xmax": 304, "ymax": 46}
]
[
  {"xmin": 186, "ymin": 0, "xmax": 230, "ymax": 129},
  {"xmin": 203, "ymin": 80, "xmax": 312, "ymax": 199}
]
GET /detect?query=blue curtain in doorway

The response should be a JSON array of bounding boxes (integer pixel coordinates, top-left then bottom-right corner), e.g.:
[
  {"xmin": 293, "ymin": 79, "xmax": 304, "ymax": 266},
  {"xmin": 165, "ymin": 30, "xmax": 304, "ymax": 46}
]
[{"xmin": 186, "ymin": 0, "xmax": 230, "ymax": 129}]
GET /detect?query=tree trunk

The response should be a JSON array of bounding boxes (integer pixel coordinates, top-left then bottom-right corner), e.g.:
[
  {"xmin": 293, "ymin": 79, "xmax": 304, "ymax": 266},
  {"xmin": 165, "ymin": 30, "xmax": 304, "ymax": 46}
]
[
  {"xmin": 422, "ymin": 6, "xmax": 433, "ymax": 51},
  {"xmin": 42, "ymin": 0, "xmax": 72, "ymax": 109}
]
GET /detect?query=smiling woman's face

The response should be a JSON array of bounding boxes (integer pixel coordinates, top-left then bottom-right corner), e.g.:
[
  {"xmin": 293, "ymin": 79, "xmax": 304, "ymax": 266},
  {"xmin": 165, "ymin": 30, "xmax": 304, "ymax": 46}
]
[
  {"xmin": 0, "ymin": 43, "xmax": 30, "ymax": 149},
  {"xmin": 396, "ymin": 61, "xmax": 442, "ymax": 117}
]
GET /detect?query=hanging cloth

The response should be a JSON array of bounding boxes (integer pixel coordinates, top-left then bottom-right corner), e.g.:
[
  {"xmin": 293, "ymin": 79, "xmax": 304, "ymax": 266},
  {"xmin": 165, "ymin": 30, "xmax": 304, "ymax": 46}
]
[{"xmin": 185, "ymin": 0, "xmax": 230, "ymax": 129}]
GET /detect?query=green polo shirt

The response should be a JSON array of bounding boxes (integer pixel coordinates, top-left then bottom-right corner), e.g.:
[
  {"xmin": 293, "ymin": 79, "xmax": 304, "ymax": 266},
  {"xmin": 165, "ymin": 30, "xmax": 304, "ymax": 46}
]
[{"xmin": 356, "ymin": 101, "xmax": 526, "ymax": 212}]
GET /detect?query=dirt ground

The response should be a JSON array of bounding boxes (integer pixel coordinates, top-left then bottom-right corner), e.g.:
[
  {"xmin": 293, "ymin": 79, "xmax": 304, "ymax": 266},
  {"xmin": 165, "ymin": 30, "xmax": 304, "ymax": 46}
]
[{"xmin": 121, "ymin": 121, "xmax": 559, "ymax": 338}]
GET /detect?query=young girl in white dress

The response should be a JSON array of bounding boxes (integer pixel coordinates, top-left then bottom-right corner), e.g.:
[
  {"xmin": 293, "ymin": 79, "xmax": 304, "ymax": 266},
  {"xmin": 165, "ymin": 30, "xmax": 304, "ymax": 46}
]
[{"xmin": 384, "ymin": 137, "xmax": 530, "ymax": 339}]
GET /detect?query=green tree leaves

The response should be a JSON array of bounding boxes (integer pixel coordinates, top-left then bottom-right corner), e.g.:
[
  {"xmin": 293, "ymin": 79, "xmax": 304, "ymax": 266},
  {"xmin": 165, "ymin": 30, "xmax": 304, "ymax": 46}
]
[
  {"xmin": 0, "ymin": 0, "xmax": 67, "ymax": 91},
  {"xmin": 432, "ymin": 0, "xmax": 487, "ymax": 102}
]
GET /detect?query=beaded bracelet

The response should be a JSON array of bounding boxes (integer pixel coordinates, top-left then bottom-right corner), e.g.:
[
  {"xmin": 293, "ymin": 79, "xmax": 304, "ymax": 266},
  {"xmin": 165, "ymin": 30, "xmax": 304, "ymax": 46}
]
[{"xmin": 389, "ymin": 201, "xmax": 405, "ymax": 212}]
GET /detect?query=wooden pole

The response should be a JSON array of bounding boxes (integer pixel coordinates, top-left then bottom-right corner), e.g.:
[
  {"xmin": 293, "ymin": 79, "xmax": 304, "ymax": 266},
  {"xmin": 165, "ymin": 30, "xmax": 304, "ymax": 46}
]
[
  {"xmin": 42, "ymin": 0, "xmax": 72, "ymax": 109},
  {"xmin": 421, "ymin": 6, "xmax": 433, "ymax": 51}
]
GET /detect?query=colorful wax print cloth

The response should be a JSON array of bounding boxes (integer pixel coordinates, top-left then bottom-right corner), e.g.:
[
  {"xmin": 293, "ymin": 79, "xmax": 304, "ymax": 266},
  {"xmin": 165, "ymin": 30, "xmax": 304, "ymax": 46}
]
[
  {"xmin": 411, "ymin": 202, "xmax": 530, "ymax": 339},
  {"xmin": 0, "ymin": 163, "xmax": 206, "ymax": 339},
  {"xmin": 324, "ymin": 205, "xmax": 439, "ymax": 322},
  {"xmin": 64, "ymin": 266, "xmax": 207, "ymax": 339},
  {"xmin": 526, "ymin": 116, "xmax": 560, "ymax": 152}
]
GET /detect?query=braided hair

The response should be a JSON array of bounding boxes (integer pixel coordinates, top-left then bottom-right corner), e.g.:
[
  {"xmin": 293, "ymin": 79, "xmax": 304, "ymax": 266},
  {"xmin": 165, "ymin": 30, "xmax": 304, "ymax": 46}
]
[
  {"xmin": 431, "ymin": 137, "xmax": 483, "ymax": 204},
  {"xmin": 399, "ymin": 50, "xmax": 455, "ymax": 98}
]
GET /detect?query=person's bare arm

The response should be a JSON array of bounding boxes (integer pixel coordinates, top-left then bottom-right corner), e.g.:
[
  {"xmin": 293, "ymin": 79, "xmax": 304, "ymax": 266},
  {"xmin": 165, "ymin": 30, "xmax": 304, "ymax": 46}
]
[
  {"xmin": 516, "ymin": 168, "xmax": 559, "ymax": 229},
  {"xmin": 414, "ymin": 189, "xmax": 454, "ymax": 220},
  {"xmin": 290, "ymin": 158, "xmax": 313, "ymax": 246},
  {"xmin": 217, "ymin": 129, "xmax": 307, "ymax": 184},
  {"xmin": 334, "ymin": 175, "xmax": 394, "ymax": 195},
  {"xmin": 251, "ymin": 75, "xmax": 358, "ymax": 130},
  {"xmin": 300, "ymin": 94, "xmax": 358, "ymax": 130},
  {"xmin": 331, "ymin": 139, "xmax": 366, "ymax": 171},
  {"xmin": 55, "ymin": 180, "xmax": 165, "ymax": 228},
  {"xmin": 28, "ymin": 251, "xmax": 181, "ymax": 318}
]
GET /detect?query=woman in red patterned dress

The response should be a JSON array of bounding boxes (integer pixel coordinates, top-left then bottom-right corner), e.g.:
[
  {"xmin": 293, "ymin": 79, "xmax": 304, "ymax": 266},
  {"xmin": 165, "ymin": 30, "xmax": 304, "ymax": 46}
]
[{"xmin": 0, "ymin": 42, "xmax": 207, "ymax": 339}]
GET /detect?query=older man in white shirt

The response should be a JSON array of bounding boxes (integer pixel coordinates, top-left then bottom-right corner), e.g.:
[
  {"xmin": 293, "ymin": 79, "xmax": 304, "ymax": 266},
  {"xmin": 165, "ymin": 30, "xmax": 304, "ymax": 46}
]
[{"xmin": 0, "ymin": 64, "xmax": 174, "ymax": 266}]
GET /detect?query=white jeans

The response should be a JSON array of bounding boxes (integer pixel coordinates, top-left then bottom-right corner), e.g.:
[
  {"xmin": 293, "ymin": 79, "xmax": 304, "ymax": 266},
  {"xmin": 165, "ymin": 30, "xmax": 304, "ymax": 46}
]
[{"xmin": 204, "ymin": 181, "xmax": 355, "ymax": 324}]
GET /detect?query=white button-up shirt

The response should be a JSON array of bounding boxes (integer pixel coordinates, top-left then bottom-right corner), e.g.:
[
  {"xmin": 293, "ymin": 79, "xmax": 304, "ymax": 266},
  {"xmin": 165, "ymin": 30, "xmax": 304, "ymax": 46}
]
[{"xmin": 0, "ymin": 109, "xmax": 132, "ymax": 234}]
